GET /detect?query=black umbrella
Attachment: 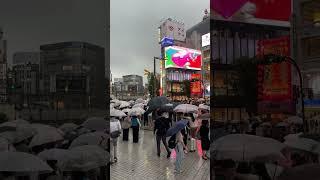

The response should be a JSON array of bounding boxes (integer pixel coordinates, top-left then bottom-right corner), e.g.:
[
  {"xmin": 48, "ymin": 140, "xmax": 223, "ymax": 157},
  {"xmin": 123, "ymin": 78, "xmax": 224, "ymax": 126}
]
[{"xmin": 147, "ymin": 96, "xmax": 169, "ymax": 112}]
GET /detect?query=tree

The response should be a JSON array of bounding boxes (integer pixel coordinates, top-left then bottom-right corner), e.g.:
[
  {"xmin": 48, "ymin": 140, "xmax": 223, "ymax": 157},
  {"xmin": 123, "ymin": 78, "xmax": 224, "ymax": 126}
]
[
  {"xmin": 147, "ymin": 73, "xmax": 160, "ymax": 97},
  {"xmin": 232, "ymin": 56, "xmax": 258, "ymax": 116}
]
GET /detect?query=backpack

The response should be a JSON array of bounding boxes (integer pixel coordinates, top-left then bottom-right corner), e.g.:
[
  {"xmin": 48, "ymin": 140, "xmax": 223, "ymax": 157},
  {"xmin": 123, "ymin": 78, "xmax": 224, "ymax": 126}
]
[
  {"xmin": 131, "ymin": 118, "xmax": 138, "ymax": 127},
  {"xmin": 168, "ymin": 135, "xmax": 177, "ymax": 149}
]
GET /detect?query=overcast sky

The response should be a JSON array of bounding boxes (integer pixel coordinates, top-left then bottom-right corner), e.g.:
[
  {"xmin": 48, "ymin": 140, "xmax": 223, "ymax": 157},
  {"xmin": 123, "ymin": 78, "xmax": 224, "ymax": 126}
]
[
  {"xmin": 110, "ymin": 0, "xmax": 209, "ymax": 84},
  {"xmin": 0, "ymin": 0, "xmax": 106, "ymax": 65}
]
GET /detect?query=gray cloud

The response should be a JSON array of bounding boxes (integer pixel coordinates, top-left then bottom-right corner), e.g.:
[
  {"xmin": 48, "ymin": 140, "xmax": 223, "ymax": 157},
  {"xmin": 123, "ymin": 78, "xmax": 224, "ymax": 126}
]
[{"xmin": 110, "ymin": 0, "xmax": 209, "ymax": 84}]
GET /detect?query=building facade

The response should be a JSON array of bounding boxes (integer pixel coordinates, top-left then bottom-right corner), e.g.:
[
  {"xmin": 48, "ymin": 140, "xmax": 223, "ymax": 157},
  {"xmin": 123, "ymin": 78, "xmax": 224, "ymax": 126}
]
[
  {"xmin": 40, "ymin": 42, "xmax": 106, "ymax": 109},
  {"xmin": 0, "ymin": 28, "xmax": 7, "ymax": 103}
]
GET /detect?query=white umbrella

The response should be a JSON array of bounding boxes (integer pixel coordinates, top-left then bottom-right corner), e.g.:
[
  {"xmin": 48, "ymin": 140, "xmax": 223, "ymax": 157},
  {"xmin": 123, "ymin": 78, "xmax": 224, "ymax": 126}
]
[
  {"xmin": 174, "ymin": 104, "xmax": 199, "ymax": 114},
  {"xmin": 58, "ymin": 145, "xmax": 109, "ymax": 171},
  {"xmin": 284, "ymin": 137, "xmax": 319, "ymax": 152},
  {"xmin": 110, "ymin": 109, "xmax": 126, "ymax": 117},
  {"xmin": 29, "ymin": 126, "xmax": 64, "ymax": 148},
  {"xmin": 82, "ymin": 117, "xmax": 108, "ymax": 132},
  {"xmin": 199, "ymin": 104, "xmax": 210, "ymax": 111},
  {"xmin": 119, "ymin": 101, "xmax": 130, "ymax": 109},
  {"xmin": 0, "ymin": 137, "xmax": 15, "ymax": 151},
  {"xmin": 276, "ymin": 122, "xmax": 289, "ymax": 127},
  {"xmin": 197, "ymin": 113, "xmax": 210, "ymax": 120},
  {"xmin": 284, "ymin": 133, "xmax": 303, "ymax": 141},
  {"xmin": 132, "ymin": 103, "xmax": 144, "ymax": 109},
  {"xmin": 0, "ymin": 151, "xmax": 53, "ymax": 172},
  {"xmin": 0, "ymin": 123, "xmax": 36, "ymax": 144},
  {"xmin": 122, "ymin": 108, "xmax": 131, "ymax": 113},
  {"xmin": 69, "ymin": 132, "xmax": 109, "ymax": 149},
  {"xmin": 38, "ymin": 148, "xmax": 69, "ymax": 161},
  {"xmin": 286, "ymin": 116, "xmax": 303, "ymax": 125},
  {"xmin": 128, "ymin": 107, "xmax": 145, "ymax": 116},
  {"xmin": 32, "ymin": 124, "xmax": 64, "ymax": 135},
  {"xmin": 135, "ymin": 98, "xmax": 144, "ymax": 104},
  {"xmin": 0, "ymin": 119, "xmax": 30, "ymax": 128},
  {"xmin": 110, "ymin": 103, "xmax": 114, "ymax": 109},
  {"xmin": 212, "ymin": 134, "xmax": 286, "ymax": 162},
  {"xmin": 110, "ymin": 99, "xmax": 119, "ymax": 103},
  {"xmin": 59, "ymin": 123, "xmax": 79, "ymax": 134}
]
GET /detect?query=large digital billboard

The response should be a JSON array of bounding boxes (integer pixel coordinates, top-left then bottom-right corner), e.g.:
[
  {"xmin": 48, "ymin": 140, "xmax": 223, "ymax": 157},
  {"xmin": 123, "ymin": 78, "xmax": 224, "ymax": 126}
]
[{"xmin": 164, "ymin": 46, "xmax": 202, "ymax": 70}]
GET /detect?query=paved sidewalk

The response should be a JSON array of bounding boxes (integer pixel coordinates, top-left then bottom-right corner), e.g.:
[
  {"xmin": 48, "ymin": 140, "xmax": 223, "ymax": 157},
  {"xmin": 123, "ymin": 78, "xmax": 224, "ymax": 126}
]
[{"xmin": 111, "ymin": 130, "xmax": 210, "ymax": 180}]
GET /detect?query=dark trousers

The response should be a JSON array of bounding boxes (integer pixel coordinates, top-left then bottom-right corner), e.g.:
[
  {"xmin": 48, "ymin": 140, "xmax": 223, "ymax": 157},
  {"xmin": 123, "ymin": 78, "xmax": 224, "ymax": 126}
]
[
  {"xmin": 132, "ymin": 126, "xmax": 139, "ymax": 143},
  {"xmin": 156, "ymin": 135, "xmax": 170, "ymax": 155},
  {"xmin": 123, "ymin": 128, "xmax": 129, "ymax": 141}
]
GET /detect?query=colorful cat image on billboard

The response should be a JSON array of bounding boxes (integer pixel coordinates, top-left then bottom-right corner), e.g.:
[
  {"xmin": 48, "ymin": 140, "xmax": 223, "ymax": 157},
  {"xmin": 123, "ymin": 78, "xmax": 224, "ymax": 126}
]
[{"xmin": 164, "ymin": 46, "xmax": 202, "ymax": 70}]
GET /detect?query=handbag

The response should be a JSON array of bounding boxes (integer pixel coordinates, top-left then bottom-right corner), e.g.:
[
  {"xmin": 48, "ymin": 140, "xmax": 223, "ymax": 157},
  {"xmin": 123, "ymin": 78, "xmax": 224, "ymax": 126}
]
[{"xmin": 111, "ymin": 130, "xmax": 121, "ymax": 138}]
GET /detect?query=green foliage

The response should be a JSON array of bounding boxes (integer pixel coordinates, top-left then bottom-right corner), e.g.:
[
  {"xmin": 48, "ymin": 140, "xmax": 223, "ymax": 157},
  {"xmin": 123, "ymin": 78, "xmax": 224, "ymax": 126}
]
[{"xmin": 148, "ymin": 73, "xmax": 160, "ymax": 97}]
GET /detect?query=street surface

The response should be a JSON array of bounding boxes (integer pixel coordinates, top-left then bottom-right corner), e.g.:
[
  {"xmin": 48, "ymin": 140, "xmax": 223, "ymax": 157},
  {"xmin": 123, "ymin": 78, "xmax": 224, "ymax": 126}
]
[{"xmin": 111, "ymin": 130, "xmax": 210, "ymax": 180}]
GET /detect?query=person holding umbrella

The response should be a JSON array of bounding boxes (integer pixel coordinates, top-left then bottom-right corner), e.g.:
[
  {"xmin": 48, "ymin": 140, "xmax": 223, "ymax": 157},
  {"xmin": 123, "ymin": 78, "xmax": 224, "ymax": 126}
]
[
  {"xmin": 122, "ymin": 113, "xmax": 131, "ymax": 141},
  {"xmin": 200, "ymin": 119, "xmax": 210, "ymax": 160},
  {"xmin": 166, "ymin": 120, "xmax": 189, "ymax": 174},
  {"xmin": 110, "ymin": 116, "xmax": 122, "ymax": 163},
  {"xmin": 154, "ymin": 111, "xmax": 171, "ymax": 158},
  {"xmin": 131, "ymin": 115, "xmax": 141, "ymax": 143}
]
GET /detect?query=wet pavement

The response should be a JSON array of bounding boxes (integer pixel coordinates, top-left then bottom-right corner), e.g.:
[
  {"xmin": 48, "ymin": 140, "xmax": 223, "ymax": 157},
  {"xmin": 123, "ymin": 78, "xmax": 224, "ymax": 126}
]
[{"xmin": 111, "ymin": 130, "xmax": 210, "ymax": 180}]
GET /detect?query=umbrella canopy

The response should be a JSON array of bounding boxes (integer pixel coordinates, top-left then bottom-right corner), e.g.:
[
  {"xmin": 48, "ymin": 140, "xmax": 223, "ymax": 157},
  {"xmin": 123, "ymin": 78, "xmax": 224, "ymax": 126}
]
[
  {"xmin": 135, "ymin": 98, "xmax": 145, "ymax": 104},
  {"xmin": 198, "ymin": 113, "xmax": 210, "ymax": 120},
  {"xmin": 0, "ymin": 151, "xmax": 53, "ymax": 172},
  {"xmin": 128, "ymin": 107, "xmax": 145, "ymax": 116},
  {"xmin": 284, "ymin": 137, "xmax": 319, "ymax": 152},
  {"xmin": 69, "ymin": 132, "xmax": 109, "ymax": 149},
  {"xmin": 0, "ymin": 137, "xmax": 15, "ymax": 151},
  {"xmin": 174, "ymin": 104, "xmax": 199, "ymax": 114},
  {"xmin": 211, "ymin": 134, "xmax": 286, "ymax": 163},
  {"xmin": 278, "ymin": 164, "xmax": 320, "ymax": 180},
  {"xmin": 59, "ymin": 123, "xmax": 79, "ymax": 134},
  {"xmin": 0, "ymin": 119, "xmax": 30, "ymax": 128},
  {"xmin": 110, "ymin": 109, "xmax": 127, "ymax": 118},
  {"xmin": 119, "ymin": 101, "xmax": 130, "ymax": 109},
  {"xmin": 147, "ymin": 96, "xmax": 169, "ymax": 112},
  {"xmin": 199, "ymin": 104, "xmax": 210, "ymax": 111},
  {"xmin": 122, "ymin": 108, "xmax": 131, "ymax": 113},
  {"xmin": 132, "ymin": 103, "xmax": 144, "ymax": 109},
  {"xmin": 166, "ymin": 120, "xmax": 188, "ymax": 137},
  {"xmin": 284, "ymin": 133, "xmax": 303, "ymax": 141},
  {"xmin": 58, "ymin": 145, "xmax": 109, "ymax": 172},
  {"xmin": 82, "ymin": 117, "xmax": 108, "ymax": 132},
  {"xmin": 29, "ymin": 125, "xmax": 64, "ymax": 148},
  {"xmin": 276, "ymin": 122, "xmax": 289, "ymax": 127},
  {"xmin": 38, "ymin": 148, "xmax": 69, "ymax": 161},
  {"xmin": 0, "ymin": 123, "xmax": 36, "ymax": 144},
  {"xmin": 286, "ymin": 116, "xmax": 303, "ymax": 125}
]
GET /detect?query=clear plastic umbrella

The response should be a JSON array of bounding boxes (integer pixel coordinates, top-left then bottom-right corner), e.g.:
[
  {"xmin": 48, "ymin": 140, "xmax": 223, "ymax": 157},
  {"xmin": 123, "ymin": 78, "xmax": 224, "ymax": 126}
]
[
  {"xmin": 212, "ymin": 134, "xmax": 286, "ymax": 163},
  {"xmin": 284, "ymin": 137, "xmax": 319, "ymax": 152},
  {"xmin": 122, "ymin": 108, "xmax": 131, "ymax": 113},
  {"xmin": 82, "ymin": 117, "xmax": 108, "ymax": 132},
  {"xmin": 110, "ymin": 109, "xmax": 126, "ymax": 118},
  {"xmin": 0, "ymin": 123, "xmax": 36, "ymax": 144},
  {"xmin": 38, "ymin": 148, "xmax": 69, "ymax": 161},
  {"xmin": 132, "ymin": 103, "xmax": 144, "ymax": 109},
  {"xmin": 128, "ymin": 107, "xmax": 145, "ymax": 116},
  {"xmin": 0, "ymin": 151, "xmax": 53, "ymax": 173},
  {"xmin": 286, "ymin": 116, "xmax": 303, "ymax": 125},
  {"xmin": 69, "ymin": 132, "xmax": 109, "ymax": 150},
  {"xmin": 199, "ymin": 104, "xmax": 210, "ymax": 111},
  {"xmin": 135, "ymin": 98, "xmax": 145, "ymax": 104},
  {"xmin": 59, "ymin": 123, "xmax": 79, "ymax": 134},
  {"xmin": 29, "ymin": 124, "xmax": 64, "ymax": 148},
  {"xmin": 58, "ymin": 145, "xmax": 109, "ymax": 172},
  {"xmin": 174, "ymin": 104, "xmax": 199, "ymax": 114},
  {"xmin": 119, "ymin": 101, "xmax": 130, "ymax": 109}
]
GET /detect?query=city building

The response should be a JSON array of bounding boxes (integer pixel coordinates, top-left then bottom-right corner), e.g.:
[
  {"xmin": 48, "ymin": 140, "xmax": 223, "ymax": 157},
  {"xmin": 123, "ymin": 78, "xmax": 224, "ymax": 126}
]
[
  {"xmin": 40, "ymin": 42, "xmax": 106, "ymax": 109},
  {"xmin": 11, "ymin": 52, "xmax": 40, "ymax": 106},
  {"xmin": 211, "ymin": 1, "xmax": 291, "ymax": 122},
  {"xmin": 159, "ymin": 18, "xmax": 202, "ymax": 101},
  {"xmin": 122, "ymin": 75, "xmax": 144, "ymax": 96},
  {"xmin": 294, "ymin": 0, "xmax": 320, "ymax": 119},
  {"xmin": 0, "ymin": 27, "xmax": 7, "ymax": 103},
  {"xmin": 186, "ymin": 11, "xmax": 210, "ymax": 97}
]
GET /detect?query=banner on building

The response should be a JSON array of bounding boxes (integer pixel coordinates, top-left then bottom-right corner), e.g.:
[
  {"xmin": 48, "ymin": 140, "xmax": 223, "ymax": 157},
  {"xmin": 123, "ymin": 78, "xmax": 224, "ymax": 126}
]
[
  {"xmin": 257, "ymin": 36, "xmax": 294, "ymax": 113},
  {"xmin": 160, "ymin": 19, "xmax": 186, "ymax": 42},
  {"xmin": 211, "ymin": 0, "xmax": 291, "ymax": 26}
]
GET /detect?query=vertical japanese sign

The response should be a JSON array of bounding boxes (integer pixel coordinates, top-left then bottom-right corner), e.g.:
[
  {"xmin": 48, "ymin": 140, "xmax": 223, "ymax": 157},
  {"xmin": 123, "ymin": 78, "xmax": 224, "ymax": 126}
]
[{"xmin": 257, "ymin": 36, "xmax": 294, "ymax": 113}]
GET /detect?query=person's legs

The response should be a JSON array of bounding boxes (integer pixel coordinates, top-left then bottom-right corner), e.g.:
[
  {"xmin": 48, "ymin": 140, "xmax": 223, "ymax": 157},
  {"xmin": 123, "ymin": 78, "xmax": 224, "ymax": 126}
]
[
  {"xmin": 110, "ymin": 138, "xmax": 114, "ymax": 163},
  {"xmin": 161, "ymin": 135, "xmax": 170, "ymax": 155},
  {"xmin": 175, "ymin": 144, "xmax": 183, "ymax": 173},
  {"xmin": 136, "ymin": 127, "xmax": 139, "ymax": 142},
  {"xmin": 132, "ymin": 127, "xmax": 136, "ymax": 143},
  {"xmin": 156, "ymin": 135, "xmax": 161, "ymax": 156},
  {"xmin": 114, "ymin": 138, "xmax": 118, "ymax": 161}
]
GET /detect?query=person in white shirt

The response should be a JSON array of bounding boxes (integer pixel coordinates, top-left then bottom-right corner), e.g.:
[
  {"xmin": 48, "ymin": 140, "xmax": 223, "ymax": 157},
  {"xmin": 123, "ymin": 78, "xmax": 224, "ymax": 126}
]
[{"xmin": 110, "ymin": 116, "xmax": 122, "ymax": 163}]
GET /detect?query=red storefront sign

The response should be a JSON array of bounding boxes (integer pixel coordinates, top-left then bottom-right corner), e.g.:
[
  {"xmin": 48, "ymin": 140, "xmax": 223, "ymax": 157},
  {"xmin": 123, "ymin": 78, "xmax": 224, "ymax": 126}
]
[
  {"xmin": 191, "ymin": 81, "xmax": 202, "ymax": 95},
  {"xmin": 257, "ymin": 36, "xmax": 294, "ymax": 113},
  {"xmin": 191, "ymin": 74, "xmax": 201, "ymax": 80}
]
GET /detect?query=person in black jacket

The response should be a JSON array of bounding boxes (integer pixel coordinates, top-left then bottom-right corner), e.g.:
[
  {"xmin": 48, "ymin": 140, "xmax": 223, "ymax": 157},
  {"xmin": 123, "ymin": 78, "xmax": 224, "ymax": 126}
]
[
  {"xmin": 154, "ymin": 111, "xmax": 171, "ymax": 158},
  {"xmin": 200, "ymin": 120, "xmax": 210, "ymax": 160}
]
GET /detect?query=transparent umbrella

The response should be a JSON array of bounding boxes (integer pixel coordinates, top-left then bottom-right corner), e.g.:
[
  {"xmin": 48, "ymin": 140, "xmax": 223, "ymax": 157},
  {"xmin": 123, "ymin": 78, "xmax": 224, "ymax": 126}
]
[
  {"xmin": 82, "ymin": 117, "xmax": 108, "ymax": 132},
  {"xmin": 174, "ymin": 104, "xmax": 199, "ymax": 114},
  {"xmin": 69, "ymin": 132, "xmax": 109, "ymax": 150}
]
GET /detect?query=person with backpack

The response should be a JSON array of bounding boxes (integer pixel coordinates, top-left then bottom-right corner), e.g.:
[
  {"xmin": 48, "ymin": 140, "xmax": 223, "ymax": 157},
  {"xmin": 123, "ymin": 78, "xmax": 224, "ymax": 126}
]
[
  {"xmin": 110, "ymin": 116, "xmax": 122, "ymax": 164},
  {"xmin": 174, "ymin": 130, "xmax": 188, "ymax": 174},
  {"xmin": 131, "ymin": 115, "xmax": 141, "ymax": 143},
  {"xmin": 154, "ymin": 111, "xmax": 171, "ymax": 158}
]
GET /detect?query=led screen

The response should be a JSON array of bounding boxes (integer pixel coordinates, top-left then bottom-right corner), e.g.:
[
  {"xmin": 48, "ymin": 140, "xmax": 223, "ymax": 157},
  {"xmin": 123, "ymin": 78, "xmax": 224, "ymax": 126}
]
[{"xmin": 164, "ymin": 46, "xmax": 202, "ymax": 70}]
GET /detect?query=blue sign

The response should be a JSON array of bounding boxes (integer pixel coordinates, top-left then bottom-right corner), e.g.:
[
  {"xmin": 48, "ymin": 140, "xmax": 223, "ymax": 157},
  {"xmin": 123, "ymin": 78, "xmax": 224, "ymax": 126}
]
[
  {"xmin": 161, "ymin": 37, "xmax": 174, "ymax": 48},
  {"xmin": 304, "ymin": 99, "xmax": 320, "ymax": 106}
]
